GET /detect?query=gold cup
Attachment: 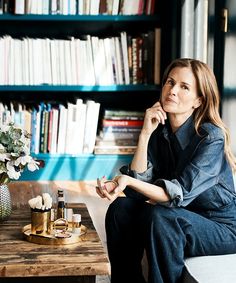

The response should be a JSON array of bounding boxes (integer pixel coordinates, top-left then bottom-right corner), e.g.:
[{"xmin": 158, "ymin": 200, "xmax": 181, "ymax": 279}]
[{"xmin": 31, "ymin": 210, "xmax": 51, "ymax": 235}]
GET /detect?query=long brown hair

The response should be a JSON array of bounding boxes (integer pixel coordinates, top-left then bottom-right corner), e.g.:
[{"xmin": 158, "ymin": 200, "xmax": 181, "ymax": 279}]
[{"xmin": 162, "ymin": 58, "xmax": 236, "ymax": 172}]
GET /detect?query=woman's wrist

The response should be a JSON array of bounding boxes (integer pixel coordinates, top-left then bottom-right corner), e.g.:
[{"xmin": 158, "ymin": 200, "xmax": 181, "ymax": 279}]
[{"xmin": 138, "ymin": 132, "xmax": 151, "ymax": 146}]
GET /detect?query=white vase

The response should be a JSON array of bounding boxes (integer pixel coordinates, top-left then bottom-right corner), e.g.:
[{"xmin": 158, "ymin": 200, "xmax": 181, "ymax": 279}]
[{"xmin": 0, "ymin": 184, "xmax": 12, "ymax": 222}]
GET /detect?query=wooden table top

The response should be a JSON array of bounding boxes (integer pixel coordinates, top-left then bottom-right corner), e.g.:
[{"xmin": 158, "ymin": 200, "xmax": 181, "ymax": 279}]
[{"xmin": 0, "ymin": 203, "xmax": 110, "ymax": 278}]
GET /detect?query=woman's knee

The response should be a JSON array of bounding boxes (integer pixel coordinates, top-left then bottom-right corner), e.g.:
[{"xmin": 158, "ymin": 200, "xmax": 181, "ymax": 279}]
[
  {"xmin": 146, "ymin": 204, "xmax": 179, "ymax": 229},
  {"xmin": 105, "ymin": 197, "xmax": 145, "ymax": 231},
  {"xmin": 106, "ymin": 197, "xmax": 132, "ymax": 222}
]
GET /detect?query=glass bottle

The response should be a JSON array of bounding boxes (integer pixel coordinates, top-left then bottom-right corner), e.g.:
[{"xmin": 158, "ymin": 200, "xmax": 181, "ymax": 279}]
[{"xmin": 57, "ymin": 189, "xmax": 65, "ymax": 219}]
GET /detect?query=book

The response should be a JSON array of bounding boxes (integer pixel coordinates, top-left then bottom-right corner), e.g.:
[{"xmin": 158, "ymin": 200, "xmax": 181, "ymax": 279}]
[
  {"xmin": 50, "ymin": 107, "xmax": 59, "ymax": 154},
  {"xmin": 74, "ymin": 99, "xmax": 87, "ymax": 154},
  {"xmin": 65, "ymin": 102, "xmax": 78, "ymax": 154},
  {"xmin": 120, "ymin": 32, "xmax": 130, "ymax": 84},
  {"xmin": 57, "ymin": 104, "xmax": 68, "ymax": 154},
  {"xmin": 99, "ymin": 130, "xmax": 140, "ymax": 141},
  {"xmin": 83, "ymin": 100, "xmax": 100, "ymax": 154},
  {"xmin": 14, "ymin": 0, "xmax": 25, "ymax": 14},
  {"xmin": 96, "ymin": 138, "xmax": 138, "ymax": 147},
  {"xmin": 94, "ymin": 145, "xmax": 137, "ymax": 155},
  {"xmin": 102, "ymin": 119, "xmax": 144, "ymax": 127},
  {"xmin": 102, "ymin": 126, "xmax": 142, "ymax": 133},
  {"xmin": 104, "ymin": 109, "xmax": 144, "ymax": 120}
]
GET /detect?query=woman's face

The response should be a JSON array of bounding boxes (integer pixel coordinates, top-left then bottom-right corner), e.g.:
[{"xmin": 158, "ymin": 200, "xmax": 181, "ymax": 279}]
[{"xmin": 161, "ymin": 67, "xmax": 201, "ymax": 118}]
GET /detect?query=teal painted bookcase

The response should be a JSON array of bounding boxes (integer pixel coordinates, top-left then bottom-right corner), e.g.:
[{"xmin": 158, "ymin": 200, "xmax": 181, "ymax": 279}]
[
  {"xmin": 20, "ymin": 154, "xmax": 133, "ymax": 181},
  {"xmin": 0, "ymin": 2, "xmax": 178, "ymax": 181}
]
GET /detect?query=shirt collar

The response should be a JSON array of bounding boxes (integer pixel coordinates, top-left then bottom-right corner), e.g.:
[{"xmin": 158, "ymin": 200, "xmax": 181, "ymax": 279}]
[{"xmin": 162, "ymin": 115, "xmax": 195, "ymax": 150}]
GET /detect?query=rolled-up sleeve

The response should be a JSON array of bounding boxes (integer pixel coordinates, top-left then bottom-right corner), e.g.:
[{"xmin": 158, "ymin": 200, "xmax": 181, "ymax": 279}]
[{"xmin": 154, "ymin": 179, "xmax": 183, "ymax": 207}]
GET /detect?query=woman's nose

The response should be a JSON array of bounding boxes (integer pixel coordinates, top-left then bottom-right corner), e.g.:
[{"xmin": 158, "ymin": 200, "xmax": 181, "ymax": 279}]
[{"xmin": 170, "ymin": 84, "xmax": 178, "ymax": 95}]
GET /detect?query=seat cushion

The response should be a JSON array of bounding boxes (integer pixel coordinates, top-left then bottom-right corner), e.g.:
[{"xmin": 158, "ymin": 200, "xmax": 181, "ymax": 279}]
[{"xmin": 183, "ymin": 254, "xmax": 236, "ymax": 283}]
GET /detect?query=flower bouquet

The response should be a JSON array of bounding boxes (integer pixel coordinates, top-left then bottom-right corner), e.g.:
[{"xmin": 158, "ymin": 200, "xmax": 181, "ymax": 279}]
[
  {"xmin": 0, "ymin": 123, "xmax": 39, "ymax": 183},
  {"xmin": 0, "ymin": 123, "xmax": 39, "ymax": 221}
]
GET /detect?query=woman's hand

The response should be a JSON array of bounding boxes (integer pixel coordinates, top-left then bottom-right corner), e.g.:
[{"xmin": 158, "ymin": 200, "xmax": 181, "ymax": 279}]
[
  {"xmin": 96, "ymin": 175, "xmax": 130, "ymax": 201},
  {"xmin": 141, "ymin": 101, "xmax": 167, "ymax": 136}
]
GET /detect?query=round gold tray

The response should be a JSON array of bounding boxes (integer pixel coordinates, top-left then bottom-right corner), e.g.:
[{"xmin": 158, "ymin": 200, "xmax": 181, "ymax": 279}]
[{"xmin": 22, "ymin": 224, "xmax": 87, "ymax": 245}]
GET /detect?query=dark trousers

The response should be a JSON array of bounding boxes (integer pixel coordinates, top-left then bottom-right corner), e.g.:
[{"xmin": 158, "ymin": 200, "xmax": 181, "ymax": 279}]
[{"xmin": 105, "ymin": 197, "xmax": 236, "ymax": 283}]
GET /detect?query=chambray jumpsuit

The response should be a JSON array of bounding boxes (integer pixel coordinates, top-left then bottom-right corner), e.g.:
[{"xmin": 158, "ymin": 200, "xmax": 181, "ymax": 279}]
[{"xmin": 105, "ymin": 116, "xmax": 236, "ymax": 283}]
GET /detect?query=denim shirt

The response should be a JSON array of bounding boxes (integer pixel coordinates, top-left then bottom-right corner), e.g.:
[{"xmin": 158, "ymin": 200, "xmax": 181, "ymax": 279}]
[{"xmin": 120, "ymin": 116, "xmax": 236, "ymax": 221}]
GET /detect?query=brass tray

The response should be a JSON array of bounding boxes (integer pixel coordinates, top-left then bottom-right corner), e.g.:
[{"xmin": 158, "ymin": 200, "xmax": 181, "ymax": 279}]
[{"xmin": 22, "ymin": 224, "xmax": 87, "ymax": 245}]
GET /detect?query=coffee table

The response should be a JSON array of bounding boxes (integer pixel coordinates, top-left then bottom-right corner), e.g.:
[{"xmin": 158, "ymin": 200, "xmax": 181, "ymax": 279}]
[{"xmin": 0, "ymin": 203, "xmax": 110, "ymax": 283}]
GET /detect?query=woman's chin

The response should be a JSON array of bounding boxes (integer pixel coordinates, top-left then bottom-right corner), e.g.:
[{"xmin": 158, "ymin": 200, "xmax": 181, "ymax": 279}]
[{"xmin": 163, "ymin": 105, "xmax": 175, "ymax": 113}]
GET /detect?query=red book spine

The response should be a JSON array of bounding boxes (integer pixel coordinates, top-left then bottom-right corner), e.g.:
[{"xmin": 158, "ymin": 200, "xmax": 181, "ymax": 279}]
[{"xmin": 103, "ymin": 119, "xmax": 144, "ymax": 127}]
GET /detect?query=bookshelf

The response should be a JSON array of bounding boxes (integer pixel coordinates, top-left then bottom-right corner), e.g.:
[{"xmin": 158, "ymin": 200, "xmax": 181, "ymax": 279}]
[
  {"xmin": 0, "ymin": 1, "xmax": 178, "ymax": 181},
  {"xmin": 20, "ymin": 154, "xmax": 132, "ymax": 181}
]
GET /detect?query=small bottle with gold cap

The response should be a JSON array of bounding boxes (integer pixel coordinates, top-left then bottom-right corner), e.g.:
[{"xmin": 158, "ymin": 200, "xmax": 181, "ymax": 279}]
[{"xmin": 57, "ymin": 189, "xmax": 65, "ymax": 219}]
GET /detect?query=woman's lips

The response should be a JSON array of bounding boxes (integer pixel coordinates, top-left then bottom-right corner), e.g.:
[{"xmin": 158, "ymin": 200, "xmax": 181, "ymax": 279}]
[{"xmin": 165, "ymin": 97, "xmax": 177, "ymax": 104}]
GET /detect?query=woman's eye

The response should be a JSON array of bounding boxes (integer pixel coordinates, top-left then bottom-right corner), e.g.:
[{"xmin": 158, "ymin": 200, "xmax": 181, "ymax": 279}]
[
  {"xmin": 166, "ymin": 79, "xmax": 174, "ymax": 85},
  {"xmin": 182, "ymin": 85, "xmax": 189, "ymax": 91}
]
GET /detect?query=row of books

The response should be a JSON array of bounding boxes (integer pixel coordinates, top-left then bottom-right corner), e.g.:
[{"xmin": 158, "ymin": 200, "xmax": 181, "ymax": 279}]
[
  {"xmin": 0, "ymin": 0, "xmax": 156, "ymax": 16},
  {"xmin": 0, "ymin": 29, "xmax": 161, "ymax": 86},
  {"xmin": 94, "ymin": 109, "xmax": 144, "ymax": 154},
  {"xmin": 0, "ymin": 99, "xmax": 100, "ymax": 155}
]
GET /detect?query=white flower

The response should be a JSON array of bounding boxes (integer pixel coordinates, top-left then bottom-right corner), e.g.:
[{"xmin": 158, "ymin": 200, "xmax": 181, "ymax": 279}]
[
  {"xmin": 42, "ymin": 193, "xmax": 52, "ymax": 210},
  {"xmin": 0, "ymin": 123, "xmax": 39, "ymax": 183},
  {"xmin": 0, "ymin": 153, "xmax": 11, "ymax": 162},
  {"xmin": 15, "ymin": 155, "xmax": 32, "ymax": 166},
  {"xmin": 6, "ymin": 161, "xmax": 21, "ymax": 180},
  {"xmin": 35, "ymin": 195, "xmax": 43, "ymax": 209},
  {"xmin": 0, "ymin": 125, "xmax": 10, "ymax": 132},
  {"xmin": 27, "ymin": 159, "xmax": 39, "ymax": 172},
  {"xmin": 28, "ymin": 193, "xmax": 52, "ymax": 210}
]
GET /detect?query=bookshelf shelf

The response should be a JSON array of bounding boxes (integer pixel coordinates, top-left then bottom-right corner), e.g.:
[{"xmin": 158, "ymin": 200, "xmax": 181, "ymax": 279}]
[
  {"xmin": 0, "ymin": 85, "xmax": 160, "ymax": 92},
  {"xmin": 0, "ymin": 14, "xmax": 160, "ymax": 23},
  {"xmin": 20, "ymin": 154, "xmax": 133, "ymax": 181}
]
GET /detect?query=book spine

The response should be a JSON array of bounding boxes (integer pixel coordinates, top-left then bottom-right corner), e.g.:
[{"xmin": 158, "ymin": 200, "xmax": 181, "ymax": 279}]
[{"xmin": 103, "ymin": 119, "xmax": 144, "ymax": 127}]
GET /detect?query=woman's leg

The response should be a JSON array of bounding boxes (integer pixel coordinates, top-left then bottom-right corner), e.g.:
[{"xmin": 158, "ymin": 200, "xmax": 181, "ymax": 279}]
[
  {"xmin": 105, "ymin": 197, "xmax": 147, "ymax": 283},
  {"xmin": 145, "ymin": 204, "xmax": 236, "ymax": 283}
]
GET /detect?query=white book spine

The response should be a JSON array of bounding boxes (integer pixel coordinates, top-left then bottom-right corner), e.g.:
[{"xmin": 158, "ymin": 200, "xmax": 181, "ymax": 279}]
[
  {"xmin": 65, "ymin": 102, "xmax": 76, "ymax": 153},
  {"xmin": 115, "ymin": 37, "xmax": 124, "ymax": 84},
  {"xmin": 15, "ymin": 0, "xmax": 25, "ymax": 14},
  {"xmin": 64, "ymin": 40, "xmax": 72, "ymax": 85},
  {"xmin": 57, "ymin": 105, "xmax": 68, "ymax": 154},
  {"xmin": 104, "ymin": 38, "xmax": 115, "ymax": 85},
  {"xmin": 50, "ymin": 109, "xmax": 59, "ymax": 153},
  {"xmin": 76, "ymin": 100, "xmax": 86, "ymax": 154},
  {"xmin": 0, "ymin": 38, "xmax": 3, "ymax": 85},
  {"xmin": 120, "ymin": 32, "xmax": 130, "ymax": 85},
  {"xmin": 83, "ymin": 100, "xmax": 100, "ymax": 153},
  {"xmin": 70, "ymin": 37, "xmax": 77, "ymax": 85},
  {"xmin": 85, "ymin": 36, "xmax": 96, "ymax": 85}
]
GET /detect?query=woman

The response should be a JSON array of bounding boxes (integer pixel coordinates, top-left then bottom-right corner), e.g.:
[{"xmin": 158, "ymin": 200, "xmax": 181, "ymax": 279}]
[{"xmin": 96, "ymin": 58, "xmax": 236, "ymax": 283}]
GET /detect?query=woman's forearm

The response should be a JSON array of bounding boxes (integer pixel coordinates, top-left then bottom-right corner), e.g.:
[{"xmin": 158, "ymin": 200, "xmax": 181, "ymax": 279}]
[
  {"xmin": 131, "ymin": 133, "xmax": 150, "ymax": 173},
  {"xmin": 127, "ymin": 176, "xmax": 170, "ymax": 203}
]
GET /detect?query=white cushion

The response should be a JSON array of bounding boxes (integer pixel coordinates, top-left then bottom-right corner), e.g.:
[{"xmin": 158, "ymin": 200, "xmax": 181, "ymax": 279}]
[{"xmin": 183, "ymin": 254, "xmax": 236, "ymax": 283}]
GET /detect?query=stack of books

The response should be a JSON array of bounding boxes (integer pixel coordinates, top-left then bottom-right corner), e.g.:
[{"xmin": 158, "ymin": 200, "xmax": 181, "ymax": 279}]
[{"xmin": 94, "ymin": 109, "xmax": 144, "ymax": 154}]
